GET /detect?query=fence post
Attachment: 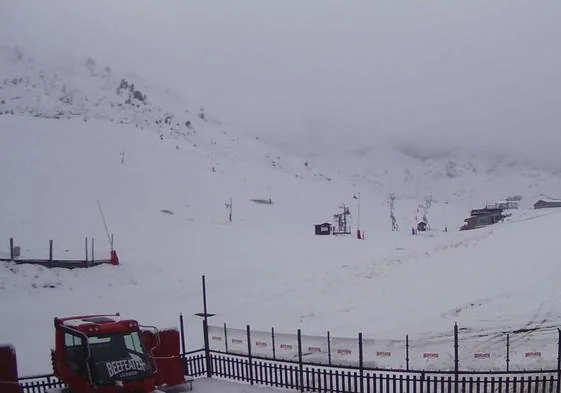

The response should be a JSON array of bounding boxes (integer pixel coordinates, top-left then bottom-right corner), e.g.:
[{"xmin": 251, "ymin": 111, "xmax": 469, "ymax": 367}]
[
  {"xmin": 454, "ymin": 323, "xmax": 459, "ymax": 393},
  {"xmin": 406, "ymin": 334, "xmax": 410, "ymax": 371},
  {"xmin": 247, "ymin": 325, "xmax": 254, "ymax": 385},
  {"xmin": 327, "ymin": 331, "xmax": 332, "ymax": 366},
  {"xmin": 359, "ymin": 332, "xmax": 364, "ymax": 393},
  {"xmin": 179, "ymin": 313, "xmax": 186, "ymax": 355},
  {"xmin": 557, "ymin": 329, "xmax": 561, "ymax": 393},
  {"xmin": 9, "ymin": 238, "xmax": 14, "ymax": 260},
  {"xmin": 224, "ymin": 323, "xmax": 229, "ymax": 353},
  {"xmin": 84, "ymin": 237, "xmax": 89, "ymax": 267},
  {"xmin": 203, "ymin": 318, "xmax": 211, "ymax": 378},
  {"xmin": 271, "ymin": 327, "xmax": 276, "ymax": 360},
  {"xmin": 506, "ymin": 334, "xmax": 510, "ymax": 372},
  {"xmin": 91, "ymin": 238, "xmax": 95, "ymax": 261},
  {"xmin": 200, "ymin": 275, "xmax": 213, "ymax": 378},
  {"xmin": 179, "ymin": 313, "xmax": 187, "ymax": 376},
  {"xmin": 49, "ymin": 240, "xmax": 53, "ymax": 262},
  {"xmin": 297, "ymin": 329, "xmax": 304, "ymax": 392}
]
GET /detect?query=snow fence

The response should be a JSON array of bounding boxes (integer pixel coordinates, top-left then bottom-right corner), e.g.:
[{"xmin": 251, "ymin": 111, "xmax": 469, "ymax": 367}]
[{"xmin": 208, "ymin": 325, "xmax": 561, "ymax": 371}]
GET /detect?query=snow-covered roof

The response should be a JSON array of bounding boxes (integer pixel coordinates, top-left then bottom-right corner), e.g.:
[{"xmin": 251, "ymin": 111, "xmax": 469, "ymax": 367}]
[{"xmin": 61, "ymin": 315, "xmax": 124, "ymax": 328}]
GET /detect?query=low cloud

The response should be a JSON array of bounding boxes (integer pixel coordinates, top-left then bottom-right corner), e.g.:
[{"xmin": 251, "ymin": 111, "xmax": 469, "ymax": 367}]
[{"xmin": 1, "ymin": 0, "xmax": 560, "ymax": 168}]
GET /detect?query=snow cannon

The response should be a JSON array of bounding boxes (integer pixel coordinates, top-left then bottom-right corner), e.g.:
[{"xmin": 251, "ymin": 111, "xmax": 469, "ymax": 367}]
[{"xmin": 110, "ymin": 250, "xmax": 119, "ymax": 265}]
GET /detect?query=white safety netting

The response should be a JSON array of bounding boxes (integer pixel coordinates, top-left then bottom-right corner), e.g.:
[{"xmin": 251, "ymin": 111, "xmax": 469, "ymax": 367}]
[{"xmin": 208, "ymin": 325, "xmax": 559, "ymax": 371}]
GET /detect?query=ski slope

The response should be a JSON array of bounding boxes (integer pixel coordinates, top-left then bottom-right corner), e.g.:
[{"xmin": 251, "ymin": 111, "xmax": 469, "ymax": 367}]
[
  {"xmin": 1, "ymin": 0, "xmax": 561, "ymax": 379},
  {"xmin": 2, "ymin": 67, "xmax": 561, "ymax": 374}
]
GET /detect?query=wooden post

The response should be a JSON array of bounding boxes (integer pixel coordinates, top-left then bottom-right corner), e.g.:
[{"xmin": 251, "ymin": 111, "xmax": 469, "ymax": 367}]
[
  {"xmin": 179, "ymin": 313, "xmax": 186, "ymax": 356},
  {"xmin": 85, "ymin": 237, "xmax": 88, "ymax": 262},
  {"xmin": 327, "ymin": 331, "xmax": 332, "ymax": 366},
  {"xmin": 9, "ymin": 238, "xmax": 14, "ymax": 260},
  {"xmin": 454, "ymin": 323, "xmax": 459, "ymax": 393},
  {"xmin": 406, "ymin": 334, "xmax": 410, "ymax": 371},
  {"xmin": 224, "ymin": 323, "xmax": 229, "ymax": 353},
  {"xmin": 557, "ymin": 329, "xmax": 561, "ymax": 393},
  {"xmin": 91, "ymin": 238, "xmax": 95, "ymax": 261},
  {"xmin": 506, "ymin": 334, "xmax": 510, "ymax": 372},
  {"xmin": 247, "ymin": 325, "xmax": 254, "ymax": 385},
  {"xmin": 359, "ymin": 332, "xmax": 364, "ymax": 393},
  {"xmin": 272, "ymin": 327, "xmax": 276, "ymax": 360},
  {"xmin": 297, "ymin": 329, "xmax": 304, "ymax": 392},
  {"xmin": 49, "ymin": 240, "xmax": 53, "ymax": 262},
  {"xmin": 203, "ymin": 318, "xmax": 211, "ymax": 378},
  {"xmin": 201, "ymin": 276, "xmax": 212, "ymax": 378}
]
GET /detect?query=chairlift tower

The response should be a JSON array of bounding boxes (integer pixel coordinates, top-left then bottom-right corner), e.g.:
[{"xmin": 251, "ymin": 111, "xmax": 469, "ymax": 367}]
[
  {"xmin": 225, "ymin": 197, "xmax": 232, "ymax": 222},
  {"xmin": 332, "ymin": 204, "xmax": 351, "ymax": 235},
  {"xmin": 389, "ymin": 193, "xmax": 398, "ymax": 231}
]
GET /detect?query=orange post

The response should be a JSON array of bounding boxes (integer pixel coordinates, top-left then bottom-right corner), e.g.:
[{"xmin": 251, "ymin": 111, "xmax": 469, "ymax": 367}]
[{"xmin": 110, "ymin": 250, "xmax": 120, "ymax": 265}]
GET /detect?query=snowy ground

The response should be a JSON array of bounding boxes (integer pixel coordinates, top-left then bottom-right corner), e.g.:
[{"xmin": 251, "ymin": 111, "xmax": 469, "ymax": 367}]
[
  {"xmin": 1, "ymin": 2, "xmax": 561, "ymax": 380},
  {"xmin": 194, "ymin": 379, "xmax": 285, "ymax": 393},
  {"xmin": 2, "ymin": 92, "xmax": 561, "ymax": 375}
]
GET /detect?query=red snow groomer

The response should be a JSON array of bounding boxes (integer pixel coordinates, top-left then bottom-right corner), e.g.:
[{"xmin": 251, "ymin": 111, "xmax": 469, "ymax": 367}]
[{"xmin": 48, "ymin": 313, "xmax": 191, "ymax": 393}]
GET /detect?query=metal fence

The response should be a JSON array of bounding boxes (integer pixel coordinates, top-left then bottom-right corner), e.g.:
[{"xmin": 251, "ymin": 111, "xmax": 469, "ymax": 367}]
[
  {"xmin": 16, "ymin": 350, "xmax": 206, "ymax": 393},
  {"xmin": 0, "ymin": 237, "xmax": 115, "ymax": 268},
  {"xmin": 17, "ymin": 350, "xmax": 561, "ymax": 393},
  {"xmin": 15, "ymin": 320, "xmax": 561, "ymax": 393},
  {"xmin": 202, "ymin": 322, "xmax": 561, "ymax": 391},
  {"xmin": 16, "ymin": 374, "xmax": 65, "ymax": 393},
  {"xmin": 208, "ymin": 351, "xmax": 559, "ymax": 393},
  {"xmin": 13, "ymin": 276, "xmax": 561, "ymax": 392}
]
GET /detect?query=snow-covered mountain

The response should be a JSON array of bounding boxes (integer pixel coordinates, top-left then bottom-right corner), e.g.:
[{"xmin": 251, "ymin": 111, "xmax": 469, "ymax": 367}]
[
  {"xmin": 2, "ymin": 0, "xmax": 561, "ymax": 378},
  {"xmin": 2, "ymin": 46, "xmax": 561, "ymax": 375}
]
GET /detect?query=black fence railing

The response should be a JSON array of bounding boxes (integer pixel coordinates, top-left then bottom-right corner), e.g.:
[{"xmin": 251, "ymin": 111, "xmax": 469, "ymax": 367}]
[
  {"xmin": 207, "ymin": 350, "xmax": 560, "ymax": 393},
  {"xmin": 15, "ymin": 322, "xmax": 561, "ymax": 393},
  {"xmin": 17, "ymin": 350, "xmax": 206, "ymax": 393},
  {"xmin": 13, "ymin": 274, "xmax": 561, "ymax": 393},
  {"xmin": 183, "ymin": 349, "xmax": 208, "ymax": 378},
  {"xmin": 197, "ymin": 312, "xmax": 561, "ymax": 393},
  {"xmin": 17, "ymin": 374, "xmax": 65, "ymax": 393}
]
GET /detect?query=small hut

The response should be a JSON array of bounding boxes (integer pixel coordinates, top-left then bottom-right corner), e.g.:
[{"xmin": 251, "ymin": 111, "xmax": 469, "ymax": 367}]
[{"xmin": 314, "ymin": 223, "xmax": 332, "ymax": 235}]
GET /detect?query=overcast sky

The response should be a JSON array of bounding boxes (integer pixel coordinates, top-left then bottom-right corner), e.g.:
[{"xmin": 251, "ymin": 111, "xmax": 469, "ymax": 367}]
[{"xmin": 1, "ymin": 0, "xmax": 560, "ymax": 166}]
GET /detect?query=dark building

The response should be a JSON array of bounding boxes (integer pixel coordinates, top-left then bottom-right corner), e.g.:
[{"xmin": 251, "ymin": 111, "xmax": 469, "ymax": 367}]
[
  {"xmin": 460, "ymin": 207, "xmax": 506, "ymax": 231},
  {"xmin": 534, "ymin": 200, "xmax": 561, "ymax": 209},
  {"xmin": 470, "ymin": 207, "xmax": 504, "ymax": 217},
  {"xmin": 417, "ymin": 221, "xmax": 427, "ymax": 232},
  {"xmin": 314, "ymin": 223, "xmax": 332, "ymax": 235}
]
